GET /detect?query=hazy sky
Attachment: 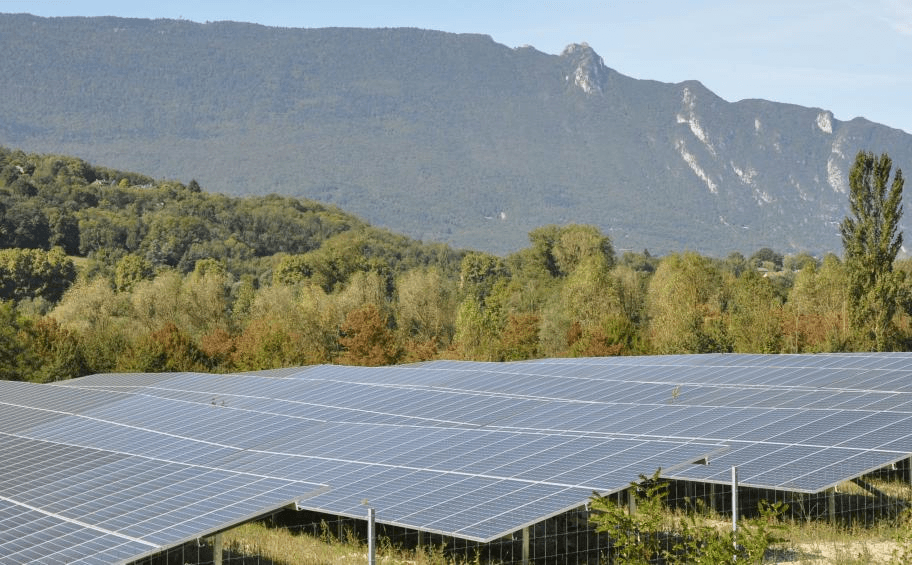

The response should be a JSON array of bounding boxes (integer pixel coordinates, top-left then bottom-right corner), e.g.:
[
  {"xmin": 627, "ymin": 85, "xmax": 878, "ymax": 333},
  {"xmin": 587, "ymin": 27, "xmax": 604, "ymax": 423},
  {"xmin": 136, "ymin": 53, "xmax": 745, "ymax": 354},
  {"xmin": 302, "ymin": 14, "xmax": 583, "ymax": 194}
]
[{"xmin": 6, "ymin": 0, "xmax": 912, "ymax": 134}]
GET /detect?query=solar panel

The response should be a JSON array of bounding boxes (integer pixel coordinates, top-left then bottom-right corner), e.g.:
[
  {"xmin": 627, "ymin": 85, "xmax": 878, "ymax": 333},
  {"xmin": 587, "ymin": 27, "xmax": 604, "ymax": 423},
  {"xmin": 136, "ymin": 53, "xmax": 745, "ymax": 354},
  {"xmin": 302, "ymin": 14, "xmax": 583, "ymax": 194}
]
[
  {"xmin": 0, "ymin": 431, "xmax": 325, "ymax": 565},
  {"xmin": 2, "ymin": 353, "xmax": 912, "ymax": 563}
]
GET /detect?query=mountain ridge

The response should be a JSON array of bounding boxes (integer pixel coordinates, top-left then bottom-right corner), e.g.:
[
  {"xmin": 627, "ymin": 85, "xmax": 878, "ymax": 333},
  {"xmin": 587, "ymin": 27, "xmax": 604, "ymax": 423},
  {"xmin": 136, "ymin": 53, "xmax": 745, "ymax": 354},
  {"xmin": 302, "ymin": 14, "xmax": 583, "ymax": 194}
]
[{"xmin": 2, "ymin": 14, "xmax": 911, "ymax": 255}]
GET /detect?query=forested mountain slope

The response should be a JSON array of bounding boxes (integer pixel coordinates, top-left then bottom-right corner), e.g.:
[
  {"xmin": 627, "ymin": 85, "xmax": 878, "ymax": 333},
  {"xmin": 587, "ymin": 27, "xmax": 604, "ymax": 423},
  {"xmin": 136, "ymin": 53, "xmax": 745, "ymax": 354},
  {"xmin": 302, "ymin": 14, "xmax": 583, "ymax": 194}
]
[
  {"xmin": 2, "ymin": 14, "xmax": 912, "ymax": 254},
  {"xmin": 0, "ymin": 146, "xmax": 460, "ymax": 280}
]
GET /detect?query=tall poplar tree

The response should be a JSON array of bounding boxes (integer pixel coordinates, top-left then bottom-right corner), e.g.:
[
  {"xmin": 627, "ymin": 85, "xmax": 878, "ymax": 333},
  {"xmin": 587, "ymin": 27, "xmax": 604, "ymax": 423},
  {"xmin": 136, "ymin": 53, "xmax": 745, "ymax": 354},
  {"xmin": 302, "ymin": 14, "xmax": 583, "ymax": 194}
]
[{"xmin": 840, "ymin": 151, "xmax": 904, "ymax": 351}]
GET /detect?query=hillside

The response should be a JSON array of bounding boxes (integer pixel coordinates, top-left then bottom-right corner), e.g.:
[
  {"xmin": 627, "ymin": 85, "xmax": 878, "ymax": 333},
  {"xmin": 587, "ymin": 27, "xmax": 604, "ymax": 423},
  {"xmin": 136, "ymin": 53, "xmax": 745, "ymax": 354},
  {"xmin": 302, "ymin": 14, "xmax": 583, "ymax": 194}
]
[
  {"xmin": 0, "ymin": 146, "xmax": 460, "ymax": 281},
  {"xmin": 2, "ymin": 14, "xmax": 912, "ymax": 255}
]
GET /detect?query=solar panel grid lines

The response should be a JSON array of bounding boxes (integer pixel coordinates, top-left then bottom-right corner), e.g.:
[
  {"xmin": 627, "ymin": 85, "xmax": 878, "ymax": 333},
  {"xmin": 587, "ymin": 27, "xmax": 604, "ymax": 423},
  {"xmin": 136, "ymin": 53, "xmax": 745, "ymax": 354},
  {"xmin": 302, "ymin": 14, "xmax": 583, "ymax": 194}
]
[
  {"xmin": 452, "ymin": 434, "xmax": 580, "ymax": 475},
  {"xmin": 400, "ymin": 430, "xmax": 530, "ymax": 470},
  {"xmin": 40, "ymin": 459, "xmax": 165, "ymax": 513},
  {"xmin": 778, "ymin": 450, "xmax": 912, "ymax": 492},
  {"xmin": 668, "ymin": 406, "xmax": 772, "ymax": 440},
  {"xmin": 0, "ymin": 445, "xmax": 325, "ymax": 563},
  {"xmin": 3, "ymin": 354, "xmax": 912, "ymax": 562},
  {"xmin": 742, "ymin": 409, "xmax": 843, "ymax": 444},
  {"xmin": 542, "ymin": 353, "xmax": 912, "ymax": 381},
  {"xmin": 401, "ymin": 486, "xmax": 504, "ymax": 528},
  {"xmin": 0, "ymin": 493, "xmax": 158, "ymax": 551},
  {"xmin": 361, "ymin": 427, "xmax": 466, "ymax": 465},
  {"xmin": 839, "ymin": 423, "xmax": 909, "ymax": 451},
  {"xmin": 798, "ymin": 412, "xmax": 896, "ymax": 447},
  {"xmin": 127, "ymin": 383, "xmax": 441, "ymax": 437},
  {"xmin": 14, "ymin": 419, "xmax": 302, "ymax": 487},
  {"xmin": 0, "ymin": 382, "xmax": 113, "ymax": 417},
  {"xmin": 643, "ymin": 406, "xmax": 725, "ymax": 438},
  {"xmin": 435, "ymin": 487, "xmax": 586, "ymax": 539},
  {"xmin": 0, "ymin": 402, "xmax": 69, "ymax": 433},
  {"xmin": 12, "ymin": 453, "xmax": 126, "ymax": 505}
]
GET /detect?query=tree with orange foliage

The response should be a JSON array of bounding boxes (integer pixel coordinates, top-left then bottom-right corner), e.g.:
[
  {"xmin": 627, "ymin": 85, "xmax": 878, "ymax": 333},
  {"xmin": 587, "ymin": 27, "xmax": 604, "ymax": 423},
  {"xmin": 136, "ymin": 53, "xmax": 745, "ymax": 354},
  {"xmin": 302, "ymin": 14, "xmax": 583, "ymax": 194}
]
[{"xmin": 337, "ymin": 304, "xmax": 400, "ymax": 366}]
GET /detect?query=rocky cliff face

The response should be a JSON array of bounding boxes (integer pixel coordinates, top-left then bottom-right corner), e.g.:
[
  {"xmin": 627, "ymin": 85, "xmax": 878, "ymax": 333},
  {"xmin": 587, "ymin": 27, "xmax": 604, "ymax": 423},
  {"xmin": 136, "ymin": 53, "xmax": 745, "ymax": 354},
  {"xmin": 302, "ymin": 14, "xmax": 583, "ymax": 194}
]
[{"xmin": 562, "ymin": 43, "xmax": 611, "ymax": 95}]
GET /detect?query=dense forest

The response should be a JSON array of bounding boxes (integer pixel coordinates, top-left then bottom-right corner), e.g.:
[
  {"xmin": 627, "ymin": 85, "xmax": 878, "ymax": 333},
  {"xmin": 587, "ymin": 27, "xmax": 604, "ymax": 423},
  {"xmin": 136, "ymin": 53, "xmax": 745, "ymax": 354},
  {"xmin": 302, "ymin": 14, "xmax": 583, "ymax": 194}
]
[{"xmin": 1, "ymin": 146, "xmax": 910, "ymax": 382}]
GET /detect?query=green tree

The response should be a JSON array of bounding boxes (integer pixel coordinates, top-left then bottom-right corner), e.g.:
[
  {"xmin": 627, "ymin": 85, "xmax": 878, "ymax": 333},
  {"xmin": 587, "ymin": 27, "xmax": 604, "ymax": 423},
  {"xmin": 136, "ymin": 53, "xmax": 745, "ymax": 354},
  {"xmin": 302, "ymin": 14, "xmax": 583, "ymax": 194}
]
[
  {"xmin": 1, "ymin": 199, "xmax": 49, "ymax": 248},
  {"xmin": 589, "ymin": 470, "xmax": 787, "ymax": 565},
  {"xmin": 141, "ymin": 213, "xmax": 211, "ymax": 269},
  {"xmin": 231, "ymin": 274, "xmax": 257, "ymax": 324},
  {"xmin": 77, "ymin": 208, "xmax": 140, "ymax": 256},
  {"xmin": 728, "ymin": 270, "xmax": 783, "ymax": 353},
  {"xmin": 647, "ymin": 253, "xmax": 731, "ymax": 354},
  {"xmin": 130, "ymin": 271, "xmax": 184, "ymax": 333},
  {"xmin": 721, "ymin": 251, "xmax": 749, "ymax": 277},
  {"xmin": 114, "ymin": 254, "xmax": 154, "ymax": 292},
  {"xmin": 273, "ymin": 233, "xmax": 369, "ymax": 292},
  {"xmin": 783, "ymin": 252, "xmax": 819, "ymax": 272},
  {"xmin": 840, "ymin": 150, "xmax": 904, "ymax": 351},
  {"xmin": 0, "ymin": 301, "xmax": 30, "ymax": 380},
  {"xmin": 119, "ymin": 322, "xmax": 210, "ymax": 372},
  {"xmin": 748, "ymin": 247, "xmax": 783, "ymax": 271},
  {"xmin": 50, "ymin": 277, "xmax": 132, "ymax": 373},
  {"xmin": 182, "ymin": 266, "xmax": 232, "ymax": 336},
  {"xmin": 0, "ymin": 247, "xmax": 77, "ymax": 302},
  {"xmin": 785, "ymin": 255, "xmax": 850, "ymax": 352},
  {"xmin": 452, "ymin": 290, "xmax": 504, "ymax": 361},
  {"xmin": 19, "ymin": 317, "xmax": 87, "ymax": 382},
  {"xmin": 336, "ymin": 270, "xmax": 390, "ymax": 320},
  {"xmin": 538, "ymin": 254, "xmax": 637, "ymax": 357},
  {"xmin": 395, "ymin": 267, "xmax": 455, "ymax": 347},
  {"xmin": 619, "ymin": 249, "xmax": 658, "ymax": 274},
  {"xmin": 527, "ymin": 225, "xmax": 562, "ymax": 277},
  {"xmin": 459, "ymin": 251, "xmax": 506, "ymax": 301},
  {"xmin": 589, "ymin": 470, "xmax": 672, "ymax": 564},
  {"xmin": 234, "ymin": 282, "xmax": 340, "ymax": 368},
  {"xmin": 231, "ymin": 319, "xmax": 303, "ymax": 370},
  {"xmin": 527, "ymin": 224, "xmax": 615, "ymax": 278},
  {"xmin": 46, "ymin": 209, "xmax": 80, "ymax": 255},
  {"xmin": 272, "ymin": 253, "xmax": 314, "ymax": 286}
]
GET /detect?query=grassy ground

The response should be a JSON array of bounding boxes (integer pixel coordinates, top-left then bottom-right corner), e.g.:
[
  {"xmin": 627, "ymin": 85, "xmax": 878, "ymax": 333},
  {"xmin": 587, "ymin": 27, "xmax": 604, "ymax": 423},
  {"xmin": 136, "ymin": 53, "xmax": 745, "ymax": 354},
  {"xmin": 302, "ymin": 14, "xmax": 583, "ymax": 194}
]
[
  {"xmin": 222, "ymin": 522, "xmax": 461, "ymax": 565},
  {"xmin": 774, "ymin": 478, "xmax": 912, "ymax": 564},
  {"xmin": 220, "ymin": 520, "xmax": 911, "ymax": 565}
]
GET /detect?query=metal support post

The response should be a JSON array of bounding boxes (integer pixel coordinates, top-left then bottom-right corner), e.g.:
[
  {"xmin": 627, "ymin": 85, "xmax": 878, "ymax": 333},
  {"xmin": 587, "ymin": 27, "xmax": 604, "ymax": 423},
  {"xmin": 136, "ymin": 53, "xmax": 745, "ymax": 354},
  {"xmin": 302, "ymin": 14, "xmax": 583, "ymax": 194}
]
[
  {"xmin": 627, "ymin": 486, "xmax": 637, "ymax": 515},
  {"xmin": 731, "ymin": 466, "xmax": 739, "ymax": 543},
  {"xmin": 828, "ymin": 487, "xmax": 837, "ymax": 524},
  {"xmin": 212, "ymin": 533, "xmax": 222, "ymax": 565},
  {"xmin": 367, "ymin": 507, "xmax": 376, "ymax": 565},
  {"xmin": 522, "ymin": 526, "xmax": 530, "ymax": 565}
]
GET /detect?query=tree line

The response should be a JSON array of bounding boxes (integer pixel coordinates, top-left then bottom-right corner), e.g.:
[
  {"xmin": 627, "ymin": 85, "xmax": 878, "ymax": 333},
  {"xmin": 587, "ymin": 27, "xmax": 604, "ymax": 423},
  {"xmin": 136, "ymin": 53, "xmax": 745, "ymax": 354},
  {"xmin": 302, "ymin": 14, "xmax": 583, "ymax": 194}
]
[{"xmin": 0, "ymin": 147, "xmax": 907, "ymax": 382}]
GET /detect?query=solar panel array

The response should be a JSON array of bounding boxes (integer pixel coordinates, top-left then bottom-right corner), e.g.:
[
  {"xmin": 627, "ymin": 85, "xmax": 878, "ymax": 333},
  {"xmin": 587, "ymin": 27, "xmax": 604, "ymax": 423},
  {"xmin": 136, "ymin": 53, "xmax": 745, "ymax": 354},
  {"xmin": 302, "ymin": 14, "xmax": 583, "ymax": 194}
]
[
  {"xmin": 398, "ymin": 354, "xmax": 912, "ymax": 491},
  {"xmin": 2, "ymin": 353, "xmax": 912, "ymax": 564}
]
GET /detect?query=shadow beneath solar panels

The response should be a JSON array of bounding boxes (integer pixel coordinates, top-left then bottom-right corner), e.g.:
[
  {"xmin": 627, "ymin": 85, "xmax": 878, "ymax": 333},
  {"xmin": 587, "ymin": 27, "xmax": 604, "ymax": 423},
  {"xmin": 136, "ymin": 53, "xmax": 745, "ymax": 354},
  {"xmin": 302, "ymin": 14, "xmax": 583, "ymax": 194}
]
[
  {"xmin": 133, "ymin": 471, "xmax": 911, "ymax": 565},
  {"xmin": 665, "ymin": 474, "xmax": 910, "ymax": 525},
  {"xmin": 257, "ymin": 508, "xmax": 612, "ymax": 565},
  {"xmin": 137, "ymin": 542, "xmax": 288, "ymax": 565},
  {"xmin": 764, "ymin": 547, "xmax": 819, "ymax": 563}
]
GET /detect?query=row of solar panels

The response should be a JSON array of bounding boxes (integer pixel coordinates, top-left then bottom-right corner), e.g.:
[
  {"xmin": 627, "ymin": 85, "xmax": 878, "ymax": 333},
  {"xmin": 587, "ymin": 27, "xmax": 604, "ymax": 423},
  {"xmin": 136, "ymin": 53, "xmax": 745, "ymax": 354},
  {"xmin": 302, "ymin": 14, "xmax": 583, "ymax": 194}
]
[{"xmin": 1, "ymin": 353, "xmax": 911, "ymax": 564}]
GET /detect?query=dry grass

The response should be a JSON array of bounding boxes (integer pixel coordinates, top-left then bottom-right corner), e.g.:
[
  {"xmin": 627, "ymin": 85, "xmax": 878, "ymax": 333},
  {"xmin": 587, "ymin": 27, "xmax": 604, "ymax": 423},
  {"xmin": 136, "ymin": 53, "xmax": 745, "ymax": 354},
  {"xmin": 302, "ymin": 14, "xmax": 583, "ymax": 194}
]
[
  {"xmin": 767, "ymin": 477, "xmax": 912, "ymax": 565},
  {"xmin": 221, "ymin": 522, "xmax": 469, "ymax": 565}
]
